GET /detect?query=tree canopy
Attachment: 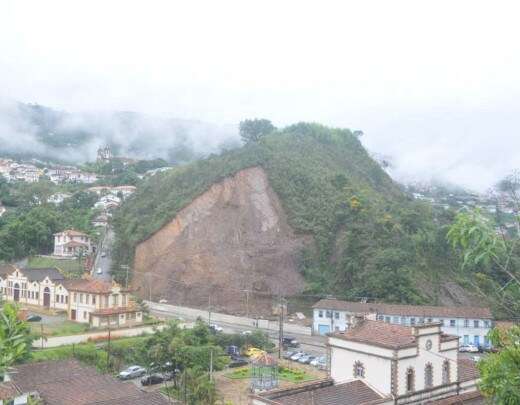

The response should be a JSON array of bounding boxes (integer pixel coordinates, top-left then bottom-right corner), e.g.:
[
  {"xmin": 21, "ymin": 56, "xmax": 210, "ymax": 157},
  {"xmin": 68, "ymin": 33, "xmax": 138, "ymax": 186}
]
[{"xmin": 239, "ymin": 119, "xmax": 276, "ymax": 144}]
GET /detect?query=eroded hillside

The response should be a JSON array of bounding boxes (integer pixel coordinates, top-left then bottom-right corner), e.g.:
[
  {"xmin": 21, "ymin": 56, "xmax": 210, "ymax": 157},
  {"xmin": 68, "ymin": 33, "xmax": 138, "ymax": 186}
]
[{"xmin": 133, "ymin": 167, "xmax": 307, "ymax": 313}]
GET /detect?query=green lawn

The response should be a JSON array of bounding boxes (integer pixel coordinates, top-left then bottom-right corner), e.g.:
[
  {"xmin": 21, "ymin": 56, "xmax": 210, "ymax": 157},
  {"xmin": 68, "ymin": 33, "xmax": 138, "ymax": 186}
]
[
  {"xmin": 30, "ymin": 320, "xmax": 90, "ymax": 337},
  {"xmin": 225, "ymin": 366, "xmax": 315, "ymax": 383},
  {"xmin": 28, "ymin": 256, "xmax": 84, "ymax": 277}
]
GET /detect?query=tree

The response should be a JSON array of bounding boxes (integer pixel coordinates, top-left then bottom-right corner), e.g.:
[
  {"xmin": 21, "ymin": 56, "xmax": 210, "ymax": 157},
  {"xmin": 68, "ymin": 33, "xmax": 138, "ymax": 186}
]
[
  {"xmin": 239, "ymin": 119, "xmax": 275, "ymax": 144},
  {"xmin": 478, "ymin": 325, "xmax": 520, "ymax": 404},
  {"xmin": 0, "ymin": 303, "xmax": 32, "ymax": 378}
]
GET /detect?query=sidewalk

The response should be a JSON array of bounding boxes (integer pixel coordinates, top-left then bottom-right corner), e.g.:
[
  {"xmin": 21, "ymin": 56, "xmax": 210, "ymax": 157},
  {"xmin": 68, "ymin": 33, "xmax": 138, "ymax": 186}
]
[{"xmin": 33, "ymin": 323, "xmax": 166, "ymax": 348}]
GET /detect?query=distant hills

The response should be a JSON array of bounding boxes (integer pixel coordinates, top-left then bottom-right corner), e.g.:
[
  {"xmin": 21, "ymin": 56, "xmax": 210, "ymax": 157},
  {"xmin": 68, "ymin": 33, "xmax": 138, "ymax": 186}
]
[{"xmin": 0, "ymin": 102, "xmax": 239, "ymax": 164}]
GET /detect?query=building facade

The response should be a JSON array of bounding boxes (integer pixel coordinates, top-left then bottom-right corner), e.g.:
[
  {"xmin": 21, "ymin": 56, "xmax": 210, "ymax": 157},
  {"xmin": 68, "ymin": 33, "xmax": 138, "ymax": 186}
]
[
  {"xmin": 53, "ymin": 229, "xmax": 93, "ymax": 257},
  {"xmin": 313, "ymin": 299, "xmax": 493, "ymax": 348}
]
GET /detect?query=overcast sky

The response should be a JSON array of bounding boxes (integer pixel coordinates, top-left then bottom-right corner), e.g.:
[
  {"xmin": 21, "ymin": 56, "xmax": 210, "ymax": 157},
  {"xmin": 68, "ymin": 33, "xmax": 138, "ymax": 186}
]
[{"xmin": 1, "ymin": 0, "xmax": 520, "ymax": 191}]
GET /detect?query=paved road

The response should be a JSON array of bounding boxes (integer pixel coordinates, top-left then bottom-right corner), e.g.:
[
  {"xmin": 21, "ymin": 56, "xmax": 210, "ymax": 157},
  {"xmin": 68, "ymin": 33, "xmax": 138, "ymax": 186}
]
[
  {"xmin": 149, "ymin": 305, "xmax": 327, "ymax": 357},
  {"xmin": 92, "ymin": 227, "xmax": 114, "ymax": 281}
]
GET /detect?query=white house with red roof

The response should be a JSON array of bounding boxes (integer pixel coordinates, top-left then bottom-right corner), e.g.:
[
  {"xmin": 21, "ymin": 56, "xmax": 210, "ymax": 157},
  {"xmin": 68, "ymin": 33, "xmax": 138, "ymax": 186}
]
[{"xmin": 53, "ymin": 229, "xmax": 93, "ymax": 257}]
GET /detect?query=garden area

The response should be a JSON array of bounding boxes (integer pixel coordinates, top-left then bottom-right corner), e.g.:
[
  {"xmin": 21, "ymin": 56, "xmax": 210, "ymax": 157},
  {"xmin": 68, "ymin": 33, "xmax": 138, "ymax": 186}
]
[
  {"xmin": 225, "ymin": 365, "xmax": 315, "ymax": 383},
  {"xmin": 28, "ymin": 255, "xmax": 85, "ymax": 278}
]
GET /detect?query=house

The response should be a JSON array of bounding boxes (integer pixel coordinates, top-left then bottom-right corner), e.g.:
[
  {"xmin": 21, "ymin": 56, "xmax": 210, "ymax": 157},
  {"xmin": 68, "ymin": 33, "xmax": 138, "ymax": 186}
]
[
  {"xmin": 312, "ymin": 299, "xmax": 493, "ymax": 348},
  {"xmin": 0, "ymin": 359, "xmax": 169, "ymax": 404},
  {"xmin": 91, "ymin": 213, "xmax": 109, "ymax": 227},
  {"xmin": 0, "ymin": 264, "xmax": 17, "ymax": 300},
  {"xmin": 88, "ymin": 185, "xmax": 136, "ymax": 198},
  {"xmin": 47, "ymin": 192, "xmax": 72, "ymax": 204},
  {"xmin": 53, "ymin": 229, "xmax": 93, "ymax": 257},
  {"xmin": 3, "ymin": 267, "xmax": 68, "ymax": 310},
  {"xmin": 252, "ymin": 320, "xmax": 483, "ymax": 404},
  {"xmin": 62, "ymin": 278, "xmax": 142, "ymax": 327}
]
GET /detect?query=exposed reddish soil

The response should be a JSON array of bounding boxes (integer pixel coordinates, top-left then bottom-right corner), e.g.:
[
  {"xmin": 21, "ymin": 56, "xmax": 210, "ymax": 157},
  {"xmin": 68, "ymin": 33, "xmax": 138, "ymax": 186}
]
[{"xmin": 133, "ymin": 167, "xmax": 309, "ymax": 315}]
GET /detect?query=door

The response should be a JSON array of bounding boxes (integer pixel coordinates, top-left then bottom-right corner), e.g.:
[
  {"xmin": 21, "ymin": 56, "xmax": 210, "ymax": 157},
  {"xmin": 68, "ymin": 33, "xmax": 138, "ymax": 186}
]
[
  {"xmin": 474, "ymin": 335, "xmax": 480, "ymax": 347},
  {"xmin": 43, "ymin": 287, "xmax": 51, "ymax": 308},
  {"xmin": 318, "ymin": 324, "xmax": 331, "ymax": 335},
  {"xmin": 13, "ymin": 283, "xmax": 20, "ymax": 302},
  {"xmin": 71, "ymin": 309, "xmax": 76, "ymax": 321}
]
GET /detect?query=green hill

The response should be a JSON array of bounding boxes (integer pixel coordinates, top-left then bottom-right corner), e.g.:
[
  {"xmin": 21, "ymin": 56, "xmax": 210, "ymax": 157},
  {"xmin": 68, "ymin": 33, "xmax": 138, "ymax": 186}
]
[{"xmin": 112, "ymin": 123, "xmax": 461, "ymax": 305}]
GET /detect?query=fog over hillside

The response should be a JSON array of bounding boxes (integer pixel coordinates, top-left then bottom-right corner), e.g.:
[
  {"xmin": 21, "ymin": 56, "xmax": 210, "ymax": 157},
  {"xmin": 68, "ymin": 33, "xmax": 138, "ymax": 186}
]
[{"xmin": 0, "ymin": 101, "xmax": 239, "ymax": 164}]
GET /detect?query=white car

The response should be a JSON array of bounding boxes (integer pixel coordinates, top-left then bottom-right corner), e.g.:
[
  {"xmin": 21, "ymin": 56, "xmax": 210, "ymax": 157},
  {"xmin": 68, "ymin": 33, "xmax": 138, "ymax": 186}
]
[
  {"xmin": 96, "ymin": 268, "xmax": 103, "ymax": 274},
  {"xmin": 210, "ymin": 324, "xmax": 223, "ymax": 332},
  {"xmin": 118, "ymin": 365, "xmax": 146, "ymax": 380},
  {"xmin": 290, "ymin": 352, "xmax": 305, "ymax": 361},
  {"xmin": 159, "ymin": 299, "xmax": 168, "ymax": 304},
  {"xmin": 241, "ymin": 330, "xmax": 252, "ymax": 336},
  {"xmin": 310, "ymin": 355, "xmax": 326, "ymax": 367},
  {"xmin": 459, "ymin": 344, "xmax": 479, "ymax": 353}
]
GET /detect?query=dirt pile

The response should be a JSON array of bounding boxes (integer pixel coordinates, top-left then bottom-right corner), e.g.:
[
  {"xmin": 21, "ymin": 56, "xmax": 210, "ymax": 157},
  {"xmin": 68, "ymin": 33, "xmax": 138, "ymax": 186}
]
[{"xmin": 133, "ymin": 167, "xmax": 308, "ymax": 315}]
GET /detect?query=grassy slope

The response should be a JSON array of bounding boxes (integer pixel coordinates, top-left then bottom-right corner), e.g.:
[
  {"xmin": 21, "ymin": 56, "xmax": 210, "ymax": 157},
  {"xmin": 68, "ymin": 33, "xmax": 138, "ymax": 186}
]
[{"xmin": 112, "ymin": 123, "xmax": 459, "ymax": 304}]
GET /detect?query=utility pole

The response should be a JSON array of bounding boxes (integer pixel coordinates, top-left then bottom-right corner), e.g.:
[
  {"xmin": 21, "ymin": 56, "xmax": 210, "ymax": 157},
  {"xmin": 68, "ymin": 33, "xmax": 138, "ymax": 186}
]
[
  {"xmin": 244, "ymin": 289, "xmax": 250, "ymax": 319},
  {"xmin": 107, "ymin": 327, "xmax": 111, "ymax": 371},
  {"xmin": 209, "ymin": 348, "xmax": 213, "ymax": 382},
  {"xmin": 278, "ymin": 294, "xmax": 284, "ymax": 360},
  {"xmin": 121, "ymin": 265, "xmax": 130, "ymax": 288},
  {"xmin": 208, "ymin": 294, "xmax": 212, "ymax": 325}
]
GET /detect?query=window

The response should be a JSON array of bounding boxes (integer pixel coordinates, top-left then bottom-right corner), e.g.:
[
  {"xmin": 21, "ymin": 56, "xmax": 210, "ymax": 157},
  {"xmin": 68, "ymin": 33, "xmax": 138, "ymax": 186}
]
[
  {"xmin": 65, "ymin": 296, "xmax": 68, "ymax": 304},
  {"xmin": 80, "ymin": 294, "xmax": 84, "ymax": 304},
  {"xmin": 105, "ymin": 296, "xmax": 109, "ymax": 307},
  {"xmin": 406, "ymin": 367, "xmax": 415, "ymax": 392},
  {"xmin": 73, "ymin": 293, "xmax": 77, "ymax": 302},
  {"xmin": 464, "ymin": 319, "xmax": 469, "ymax": 327},
  {"xmin": 86, "ymin": 294, "xmax": 90, "ymax": 305},
  {"xmin": 326, "ymin": 310, "xmax": 332, "ymax": 318},
  {"xmin": 92, "ymin": 295, "xmax": 96, "ymax": 305},
  {"xmin": 112, "ymin": 295, "xmax": 119, "ymax": 306},
  {"xmin": 442, "ymin": 360, "xmax": 450, "ymax": 384},
  {"xmin": 419, "ymin": 318, "xmax": 424, "ymax": 324},
  {"xmin": 318, "ymin": 310, "xmax": 323, "ymax": 318},
  {"xmin": 377, "ymin": 314, "xmax": 384, "ymax": 321},
  {"xmin": 385, "ymin": 316, "xmax": 391, "ymax": 323},
  {"xmin": 484, "ymin": 320, "xmax": 490, "ymax": 328},
  {"xmin": 401, "ymin": 317, "xmax": 407, "ymax": 324},
  {"xmin": 55, "ymin": 294, "xmax": 59, "ymax": 302},
  {"xmin": 83, "ymin": 311, "xmax": 87, "ymax": 320},
  {"xmin": 425, "ymin": 363, "xmax": 433, "ymax": 388},
  {"xmin": 334, "ymin": 311, "xmax": 339, "ymax": 320},
  {"xmin": 463, "ymin": 335, "xmax": 469, "ymax": 345},
  {"xmin": 122, "ymin": 294, "xmax": 127, "ymax": 306},
  {"xmin": 450, "ymin": 320, "xmax": 456, "ymax": 327},
  {"xmin": 474, "ymin": 320, "xmax": 479, "ymax": 328},
  {"xmin": 410, "ymin": 318, "xmax": 416, "ymax": 325},
  {"xmin": 353, "ymin": 361, "xmax": 365, "ymax": 378},
  {"xmin": 393, "ymin": 316, "xmax": 399, "ymax": 324},
  {"xmin": 36, "ymin": 292, "xmax": 39, "ymax": 300},
  {"xmin": 427, "ymin": 318, "xmax": 432, "ymax": 323}
]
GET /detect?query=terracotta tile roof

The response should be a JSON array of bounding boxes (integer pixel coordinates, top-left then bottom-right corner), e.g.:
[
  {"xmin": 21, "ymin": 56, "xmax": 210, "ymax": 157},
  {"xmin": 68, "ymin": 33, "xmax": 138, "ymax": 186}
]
[
  {"xmin": 313, "ymin": 299, "xmax": 492, "ymax": 319},
  {"xmin": 458, "ymin": 359, "xmax": 480, "ymax": 382},
  {"xmin": 0, "ymin": 381, "xmax": 20, "ymax": 400},
  {"xmin": 62, "ymin": 279, "xmax": 114, "ymax": 293},
  {"xmin": 331, "ymin": 320, "xmax": 417, "ymax": 349},
  {"xmin": 54, "ymin": 229, "xmax": 88, "ymax": 237},
  {"xmin": 22, "ymin": 267, "xmax": 65, "ymax": 282},
  {"xmin": 258, "ymin": 379, "xmax": 386, "ymax": 405},
  {"xmin": 9, "ymin": 360, "xmax": 169, "ymax": 404},
  {"xmin": 0, "ymin": 263, "xmax": 16, "ymax": 277},
  {"xmin": 92, "ymin": 306, "xmax": 140, "ymax": 316}
]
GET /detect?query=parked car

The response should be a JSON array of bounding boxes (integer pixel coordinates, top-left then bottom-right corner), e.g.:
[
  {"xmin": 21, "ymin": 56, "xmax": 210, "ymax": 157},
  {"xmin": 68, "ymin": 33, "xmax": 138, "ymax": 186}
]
[
  {"xmin": 298, "ymin": 355, "xmax": 315, "ymax": 364},
  {"xmin": 244, "ymin": 347, "xmax": 265, "ymax": 358},
  {"xmin": 229, "ymin": 357, "xmax": 249, "ymax": 368},
  {"xmin": 26, "ymin": 315, "xmax": 42, "ymax": 322},
  {"xmin": 159, "ymin": 299, "xmax": 168, "ymax": 304},
  {"xmin": 241, "ymin": 330, "xmax": 252, "ymax": 336},
  {"xmin": 282, "ymin": 336, "xmax": 300, "ymax": 348},
  {"xmin": 459, "ymin": 344, "xmax": 479, "ymax": 353},
  {"xmin": 210, "ymin": 324, "xmax": 223, "ymax": 333},
  {"xmin": 101, "ymin": 251, "xmax": 107, "ymax": 257},
  {"xmin": 226, "ymin": 345, "xmax": 240, "ymax": 356},
  {"xmin": 290, "ymin": 352, "xmax": 305, "ymax": 361},
  {"xmin": 283, "ymin": 351, "xmax": 296, "ymax": 360},
  {"xmin": 119, "ymin": 365, "xmax": 146, "ymax": 380},
  {"xmin": 310, "ymin": 356, "xmax": 326, "ymax": 367},
  {"xmin": 141, "ymin": 373, "xmax": 165, "ymax": 386}
]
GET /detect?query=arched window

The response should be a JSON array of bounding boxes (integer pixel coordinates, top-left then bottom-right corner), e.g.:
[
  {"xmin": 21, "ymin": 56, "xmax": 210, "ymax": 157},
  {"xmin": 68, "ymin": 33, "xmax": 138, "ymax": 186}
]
[
  {"xmin": 353, "ymin": 361, "xmax": 365, "ymax": 378},
  {"xmin": 442, "ymin": 360, "xmax": 450, "ymax": 384},
  {"xmin": 425, "ymin": 363, "xmax": 433, "ymax": 388},
  {"xmin": 406, "ymin": 367, "xmax": 415, "ymax": 392}
]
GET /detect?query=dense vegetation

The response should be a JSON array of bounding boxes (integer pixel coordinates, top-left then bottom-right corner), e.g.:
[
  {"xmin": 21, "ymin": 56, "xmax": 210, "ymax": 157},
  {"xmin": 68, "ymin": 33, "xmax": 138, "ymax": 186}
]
[
  {"xmin": 0, "ymin": 177, "xmax": 98, "ymax": 261},
  {"xmin": 113, "ymin": 123, "xmax": 458, "ymax": 304}
]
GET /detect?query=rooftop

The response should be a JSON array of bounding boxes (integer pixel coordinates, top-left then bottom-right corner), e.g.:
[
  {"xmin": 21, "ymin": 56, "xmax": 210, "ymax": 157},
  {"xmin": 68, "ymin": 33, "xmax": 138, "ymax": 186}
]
[
  {"xmin": 331, "ymin": 320, "xmax": 417, "ymax": 349},
  {"xmin": 0, "ymin": 263, "xmax": 16, "ymax": 277},
  {"xmin": 92, "ymin": 306, "xmax": 139, "ymax": 316},
  {"xmin": 313, "ymin": 299, "xmax": 492, "ymax": 319},
  {"xmin": 62, "ymin": 279, "xmax": 126, "ymax": 294},
  {"xmin": 21, "ymin": 267, "xmax": 65, "ymax": 282},
  {"xmin": 458, "ymin": 359, "xmax": 480, "ymax": 383},
  {"xmin": 9, "ymin": 360, "xmax": 169, "ymax": 404},
  {"xmin": 254, "ymin": 379, "xmax": 387, "ymax": 405}
]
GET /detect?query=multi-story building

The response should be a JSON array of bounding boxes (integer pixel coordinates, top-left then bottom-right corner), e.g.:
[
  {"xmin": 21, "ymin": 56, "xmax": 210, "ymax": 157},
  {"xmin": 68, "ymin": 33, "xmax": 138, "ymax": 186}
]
[
  {"xmin": 313, "ymin": 299, "xmax": 493, "ymax": 348},
  {"xmin": 252, "ymin": 319, "xmax": 483, "ymax": 404},
  {"xmin": 63, "ymin": 278, "xmax": 142, "ymax": 327},
  {"xmin": 53, "ymin": 229, "xmax": 93, "ymax": 257},
  {"xmin": 1, "ymin": 265, "xmax": 142, "ymax": 328},
  {"xmin": 3, "ymin": 267, "xmax": 68, "ymax": 310}
]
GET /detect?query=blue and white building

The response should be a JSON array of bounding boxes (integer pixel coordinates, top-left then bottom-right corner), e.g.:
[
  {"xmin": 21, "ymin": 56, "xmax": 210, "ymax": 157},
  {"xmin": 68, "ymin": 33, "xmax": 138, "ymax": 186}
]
[{"xmin": 312, "ymin": 299, "xmax": 494, "ymax": 348}]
